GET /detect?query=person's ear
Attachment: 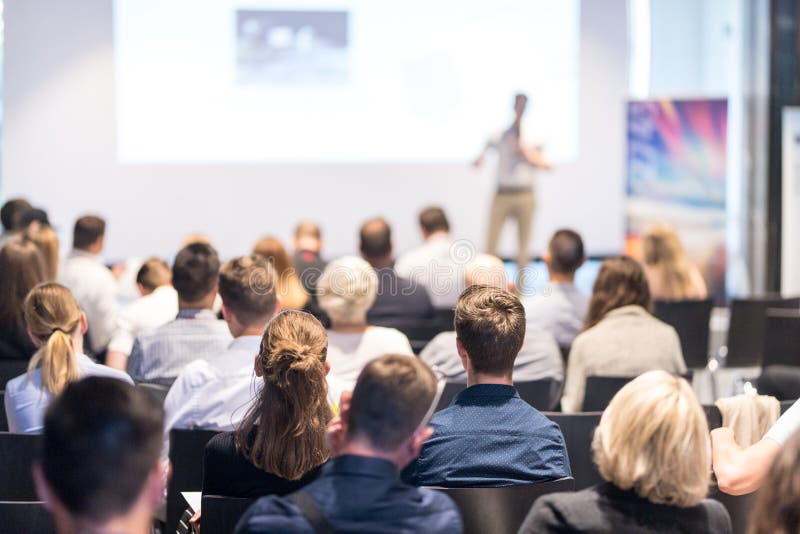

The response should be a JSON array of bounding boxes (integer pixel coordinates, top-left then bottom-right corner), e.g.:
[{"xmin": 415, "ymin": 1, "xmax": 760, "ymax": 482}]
[
  {"xmin": 455, "ymin": 337, "xmax": 469, "ymax": 369},
  {"xmin": 542, "ymin": 249, "xmax": 552, "ymax": 265},
  {"xmin": 79, "ymin": 312, "xmax": 88, "ymax": 335},
  {"xmin": 253, "ymin": 353, "xmax": 263, "ymax": 377},
  {"xmin": 32, "ymin": 464, "xmax": 55, "ymax": 512},
  {"xmin": 580, "ymin": 256, "xmax": 587, "ymax": 268},
  {"xmin": 145, "ymin": 460, "xmax": 168, "ymax": 508},
  {"xmin": 324, "ymin": 361, "xmax": 331, "ymax": 376},
  {"xmin": 136, "ymin": 282, "xmax": 147, "ymax": 297},
  {"xmin": 221, "ymin": 303, "xmax": 230, "ymax": 322},
  {"xmin": 409, "ymin": 426, "xmax": 434, "ymax": 458},
  {"xmin": 28, "ymin": 329, "xmax": 42, "ymax": 348}
]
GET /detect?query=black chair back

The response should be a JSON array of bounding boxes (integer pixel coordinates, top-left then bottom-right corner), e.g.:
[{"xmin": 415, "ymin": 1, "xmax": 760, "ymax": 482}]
[
  {"xmin": 435, "ymin": 382, "xmax": 465, "ymax": 412},
  {"xmin": 202, "ymin": 495, "xmax": 256, "ymax": 533},
  {"xmin": 781, "ymin": 399, "xmax": 797, "ymax": 414},
  {"xmin": 431, "ymin": 478, "xmax": 575, "ymax": 534},
  {"xmin": 0, "ymin": 501, "xmax": 55, "ymax": 533},
  {"xmin": 703, "ymin": 404, "xmax": 723, "ymax": 430},
  {"xmin": 654, "ymin": 299, "xmax": 713, "ymax": 368},
  {"xmin": 136, "ymin": 382, "xmax": 170, "ymax": 405},
  {"xmin": 0, "ymin": 359, "xmax": 28, "ymax": 390},
  {"xmin": 166, "ymin": 429, "xmax": 219, "ymax": 533},
  {"xmin": 0, "ymin": 432, "xmax": 42, "ymax": 500},
  {"xmin": 582, "ymin": 372, "xmax": 693, "ymax": 412},
  {"xmin": 709, "ymin": 488, "xmax": 758, "ymax": 534},
  {"xmin": 544, "ymin": 412, "xmax": 603, "ymax": 490},
  {"xmin": 0, "ymin": 391, "xmax": 7, "ymax": 432},
  {"xmin": 434, "ymin": 379, "xmax": 558, "ymax": 412},
  {"xmin": 726, "ymin": 296, "xmax": 800, "ymax": 367},
  {"xmin": 762, "ymin": 309, "xmax": 800, "ymax": 367}
]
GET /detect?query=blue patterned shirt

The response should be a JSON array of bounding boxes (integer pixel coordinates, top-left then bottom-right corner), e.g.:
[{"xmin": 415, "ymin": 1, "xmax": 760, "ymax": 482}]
[{"xmin": 403, "ymin": 384, "xmax": 571, "ymax": 487}]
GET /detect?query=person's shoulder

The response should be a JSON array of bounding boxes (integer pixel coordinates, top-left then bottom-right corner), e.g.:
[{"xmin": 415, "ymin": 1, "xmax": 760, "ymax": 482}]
[
  {"xmin": 234, "ymin": 494, "xmax": 311, "ymax": 534},
  {"xmin": 81, "ymin": 358, "xmax": 134, "ymax": 384},
  {"xmin": 520, "ymin": 487, "xmax": 602, "ymax": 533},
  {"xmin": 4, "ymin": 371, "xmax": 32, "ymax": 396},
  {"xmin": 205, "ymin": 431, "xmax": 236, "ymax": 457},
  {"xmin": 369, "ymin": 326, "xmax": 410, "ymax": 342},
  {"xmin": 697, "ymin": 498, "xmax": 733, "ymax": 532},
  {"xmin": 172, "ymin": 358, "xmax": 216, "ymax": 390}
]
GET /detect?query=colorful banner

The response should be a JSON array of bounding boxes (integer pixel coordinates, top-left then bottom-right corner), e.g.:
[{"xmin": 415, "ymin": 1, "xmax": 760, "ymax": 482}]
[{"xmin": 625, "ymin": 98, "xmax": 728, "ymax": 302}]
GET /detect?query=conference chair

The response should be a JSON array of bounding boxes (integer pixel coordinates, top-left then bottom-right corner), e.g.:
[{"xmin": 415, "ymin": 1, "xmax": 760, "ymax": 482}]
[
  {"xmin": 725, "ymin": 296, "xmax": 800, "ymax": 368},
  {"xmin": 654, "ymin": 299, "xmax": 713, "ymax": 369},
  {"xmin": 434, "ymin": 378, "xmax": 558, "ymax": 412},
  {"xmin": 709, "ymin": 488, "xmax": 758, "ymax": 534},
  {"xmin": 136, "ymin": 382, "xmax": 170, "ymax": 405},
  {"xmin": 430, "ymin": 477, "xmax": 575, "ymax": 534},
  {"xmin": 0, "ymin": 358, "xmax": 28, "ymax": 389},
  {"xmin": 762, "ymin": 308, "xmax": 800, "ymax": 368},
  {"xmin": 201, "ymin": 495, "xmax": 256, "ymax": 534},
  {"xmin": 544, "ymin": 412, "xmax": 603, "ymax": 490},
  {"xmin": 0, "ymin": 432, "xmax": 42, "ymax": 501},
  {"xmin": 0, "ymin": 501, "xmax": 55, "ymax": 533},
  {"xmin": 582, "ymin": 372, "xmax": 694, "ymax": 412},
  {"xmin": 703, "ymin": 404, "xmax": 723, "ymax": 430},
  {"xmin": 781, "ymin": 399, "xmax": 797, "ymax": 414},
  {"xmin": 166, "ymin": 429, "xmax": 220, "ymax": 533}
]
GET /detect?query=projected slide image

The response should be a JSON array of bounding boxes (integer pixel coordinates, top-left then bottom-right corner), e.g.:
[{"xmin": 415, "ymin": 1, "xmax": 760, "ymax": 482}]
[{"xmin": 236, "ymin": 10, "xmax": 349, "ymax": 85}]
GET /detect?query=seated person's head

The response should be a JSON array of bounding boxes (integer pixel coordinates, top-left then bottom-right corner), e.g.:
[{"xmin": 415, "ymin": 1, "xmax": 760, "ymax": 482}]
[
  {"xmin": 545, "ymin": 229, "xmax": 585, "ymax": 280},
  {"xmin": 34, "ymin": 377, "xmax": 165, "ymax": 533},
  {"xmin": 24, "ymin": 225, "xmax": 59, "ymax": 281},
  {"xmin": 252, "ymin": 236, "xmax": 293, "ymax": 277},
  {"xmin": 593, "ymin": 370, "xmax": 710, "ymax": 507},
  {"xmin": 0, "ymin": 236, "xmax": 47, "ymax": 330},
  {"xmin": 359, "ymin": 217, "xmax": 393, "ymax": 267},
  {"xmin": 294, "ymin": 221, "xmax": 323, "ymax": 253},
  {"xmin": 418, "ymin": 207, "xmax": 450, "ymax": 239},
  {"xmin": 465, "ymin": 254, "xmax": 508, "ymax": 290},
  {"xmin": 642, "ymin": 224, "xmax": 685, "ymax": 268},
  {"xmin": 171, "ymin": 242, "xmax": 220, "ymax": 309},
  {"xmin": 749, "ymin": 430, "xmax": 800, "ymax": 534},
  {"xmin": 237, "ymin": 309, "xmax": 331, "ymax": 480},
  {"xmin": 585, "ymin": 256, "xmax": 650, "ymax": 329},
  {"xmin": 72, "ymin": 215, "xmax": 106, "ymax": 254},
  {"xmin": 454, "ymin": 285, "xmax": 526, "ymax": 380},
  {"xmin": 342, "ymin": 354, "xmax": 438, "ymax": 469},
  {"xmin": 135, "ymin": 258, "xmax": 171, "ymax": 296},
  {"xmin": 218, "ymin": 254, "xmax": 279, "ymax": 336},
  {"xmin": 0, "ymin": 198, "xmax": 32, "ymax": 232},
  {"xmin": 317, "ymin": 256, "xmax": 378, "ymax": 327}
]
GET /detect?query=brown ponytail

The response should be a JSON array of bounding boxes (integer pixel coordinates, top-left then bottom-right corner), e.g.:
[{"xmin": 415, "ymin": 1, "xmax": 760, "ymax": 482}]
[
  {"xmin": 24, "ymin": 283, "xmax": 82, "ymax": 395},
  {"xmin": 235, "ymin": 310, "xmax": 331, "ymax": 480}
]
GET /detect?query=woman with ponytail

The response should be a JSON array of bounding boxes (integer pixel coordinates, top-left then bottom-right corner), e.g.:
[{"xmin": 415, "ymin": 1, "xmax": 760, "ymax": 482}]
[
  {"xmin": 202, "ymin": 309, "xmax": 336, "ymax": 498},
  {"xmin": 4, "ymin": 283, "xmax": 134, "ymax": 433}
]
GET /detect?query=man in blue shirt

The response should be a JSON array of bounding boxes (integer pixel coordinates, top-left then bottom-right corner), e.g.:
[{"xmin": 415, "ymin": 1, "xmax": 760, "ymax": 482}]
[
  {"xmin": 235, "ymin": 355, "xmax": 462, "ymax": 533},
  {"xmin": 404, "ymin": 284, "xmax": 571, "ymax": 487}
]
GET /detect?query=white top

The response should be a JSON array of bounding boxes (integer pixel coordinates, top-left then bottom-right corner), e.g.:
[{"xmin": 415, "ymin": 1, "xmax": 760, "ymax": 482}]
[
  {"xmin": 766, "ymin": 399, "xmax": 800, "ymax": 445},
  {"xmin": 162, "ymin": 335, "xmax": 345, "ymax": 455},
  {"xmin": 107, "ymin": 285, "xmax": 179, "ymax": 356},
  {"xmin": 4, "ymin": 354, "xmax": 134, "ymax": 434},
  {"xmin": 561, "ymin": 305, "xmax": 687, "ymax": 413},
  {"xmin": 490, "ymin": 127, "xmax": 536, "ymax": 190},
  {"xmin": 59, "ymin": 250, "xmax": 119, "ymax": 353},
  {"xmin": 395, "ymin": 234, "xmax": 464, "ymax": 309},
  {"xmin": 523, "ymin": 282, "xmax": 590, "ymax": 348},
  {"xmin": 326, "ymin": 327, "xmax": 414, "ymax": 390}
]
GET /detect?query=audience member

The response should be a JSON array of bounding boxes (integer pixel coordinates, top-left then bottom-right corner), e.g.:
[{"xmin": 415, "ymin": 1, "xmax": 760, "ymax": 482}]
[
  {"xmin": 163, "ymin": 255, "xmax": 280, "ymax": 435},
  {"xmin": 59, "ymin": 215, "xmax": 118, "ymax": 355},
  {"xmin": 317, "ymin": 256, "xmax": 413, "ymax": 390},
  {"xmin": 395, "ymin": 206, "xmax": 463, "ymax": 309},
  {"xmin": 520, "ymin": 371, "xmax": 731, "ymax": 533},
  {"xmin": 711, "ymin": 398, "xmax": 800, "ymax": 495},
  {"xmin": 0, "ymin": 236, "xmax": 46, "ymax": 360},
  {"xmin": 126, "ymin": 243, "xmax": 231, "ymax": 386},
  {"xmin": 0, "ymin": 197, "xmax": 32, "ymax": 245},
  {"xmin": 359, "ymin": 217, "xmax": 434, "ymax": 327},
  {"xmin": 404, "ymin": 284, "xmax": 570, "ymax": 487},
  {"xmin": 34, "ymin": 377, "xmax": 165, "ymax": 534},
  {"xmin": 203, "ymin": 310, "xmax": 335, "ymax": 499},
  {"xmin": 234, "ymin": 355, "xmax": 462, "ymax": 533},
  {"xmin": 747, "ymin": 429, "xmax": 800, "ymax": 534},
  {"xmin": 292, "ymin": 220, "xmax": 327, "ymax": 294},
  {"xmin": 17, "ymin": 206, "xmax": 51, "ymax": 231},
  {"xmin": 25, "ymin": 224, "xmax": 60, "ymax": 280},
  {"xmin": 4, "ymin": 283, "xmax": 133, "ymax": 433},
  {"xmin": 420, "ymin": 254, "xmax": 563, "ymax": 389},
  {"xmin": 560, "ymin": 256, "xmax": 686, "ymax": 412},
  {"xmin": 106, "ymin": 258, "xmax": 178, "ymax": 370},
  {"xmin": 642, "ymin": 224, "xmax": 708, "ymax": 300},
  {"xmin": 253, "ymin": 236, "xmax": 309, "ymax": 310},
  {"xmin": 523, "ymin": 229, "xmax": 589, "ymax": 349}
]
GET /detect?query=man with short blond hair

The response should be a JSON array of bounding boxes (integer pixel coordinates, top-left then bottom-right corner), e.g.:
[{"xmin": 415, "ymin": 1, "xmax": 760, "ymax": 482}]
[
  {"xmin": 405, "ymin": 284, "xmax": 570, "ymax": 487},
  {"xmin": 235, "ymin": 354, "xmax": 462, "ymax": 533}
]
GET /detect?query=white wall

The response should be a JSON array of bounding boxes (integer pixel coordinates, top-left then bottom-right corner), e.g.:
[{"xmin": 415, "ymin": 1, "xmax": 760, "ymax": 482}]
[{"xmin": 2, "ymin": 0, "xmax": 628, "ymax": 260}]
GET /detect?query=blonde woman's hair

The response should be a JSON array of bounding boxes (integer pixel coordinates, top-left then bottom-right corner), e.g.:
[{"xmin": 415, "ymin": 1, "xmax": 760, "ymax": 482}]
[
  {"xmin": 235, "ymin": 310, "xmax": 331, "ymax": 480},
  {"xmin": 592, "ymin": 370, "xmax": 711, "ymax": 507},
  {"xmin": 642, "ymin": 224, "xmax": 697, "ymax": 300},
  {"xmin": 252, "ymin": 236, "xmax": 309, "ymax": 310},
  {"xmin": 317, "ymin": 256, "xmax": 378, "ymax": 324},
  {"xmin": 24, "ymin": 283, "xmax": 83, "ymax": 395},
  {"xmin": 24, "ymin": 225, "xmax": 59, "ymax": 281}
]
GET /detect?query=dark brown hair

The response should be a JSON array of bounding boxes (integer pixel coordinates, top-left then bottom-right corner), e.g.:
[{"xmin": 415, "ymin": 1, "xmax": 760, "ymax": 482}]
[
  {"xmin": 136, "ymin": 258, "xmax": 172, "ymax": 292},
  {"xmin": 548, "ymin": 229, "xmax": 584, "ymax": 275},
  {"xmin": 454, "ymin": 284, "xmax": 526, "ymax": 375},
  {"xmin": 218, "ymin": 255, "xmax": 278, "ymax": 325},
  {"xmin": 72, "ymin": 215, "xmax": 106, "ymax": 250},
  {"xmin": 419, "ymin": 206, "xmax": 450, "ymax": 235},
  {"xmin": 172, "ymin": 242, "xmax": 220, "ymax": 303},
  {"xmin": 359, "ymin": 217, "xmax": 392, "ymax": 259},
  {"xmin": 0, "ymin": 236, "xmax": 47, "ymax": 338},
  {"xmin": 748, "ymin": 430, "xmax": 800, "ymax": 534},
  {"xmin": 584, "ymin": 256, "xmax": 652, "ymax": 330},
  {"xmin": 235, "ymin": 310, "xmax": 331, "ymax": 480},
  {"xmin": 1, "ymin": 198, "xmax": 32, "ymax": 231},
  {"xmin": 347, "ymin": 354, "xmax": 437, "ymax": 451}
]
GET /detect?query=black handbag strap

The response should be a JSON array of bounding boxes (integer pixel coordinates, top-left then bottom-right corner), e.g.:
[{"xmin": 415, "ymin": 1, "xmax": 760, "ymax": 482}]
[{"xmin": 287, "ymin": 490, "xmax": 335, "ymax": 534}]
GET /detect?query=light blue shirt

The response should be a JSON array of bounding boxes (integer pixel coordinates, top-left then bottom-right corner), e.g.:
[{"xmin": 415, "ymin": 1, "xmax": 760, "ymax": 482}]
[
  {"xmin": 523, "ymin": 282, "xmax": 589, "ymax": 349},
  {"xmin": 4, "ymin": 354, "xmax": 134, "ymax": 434}
]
